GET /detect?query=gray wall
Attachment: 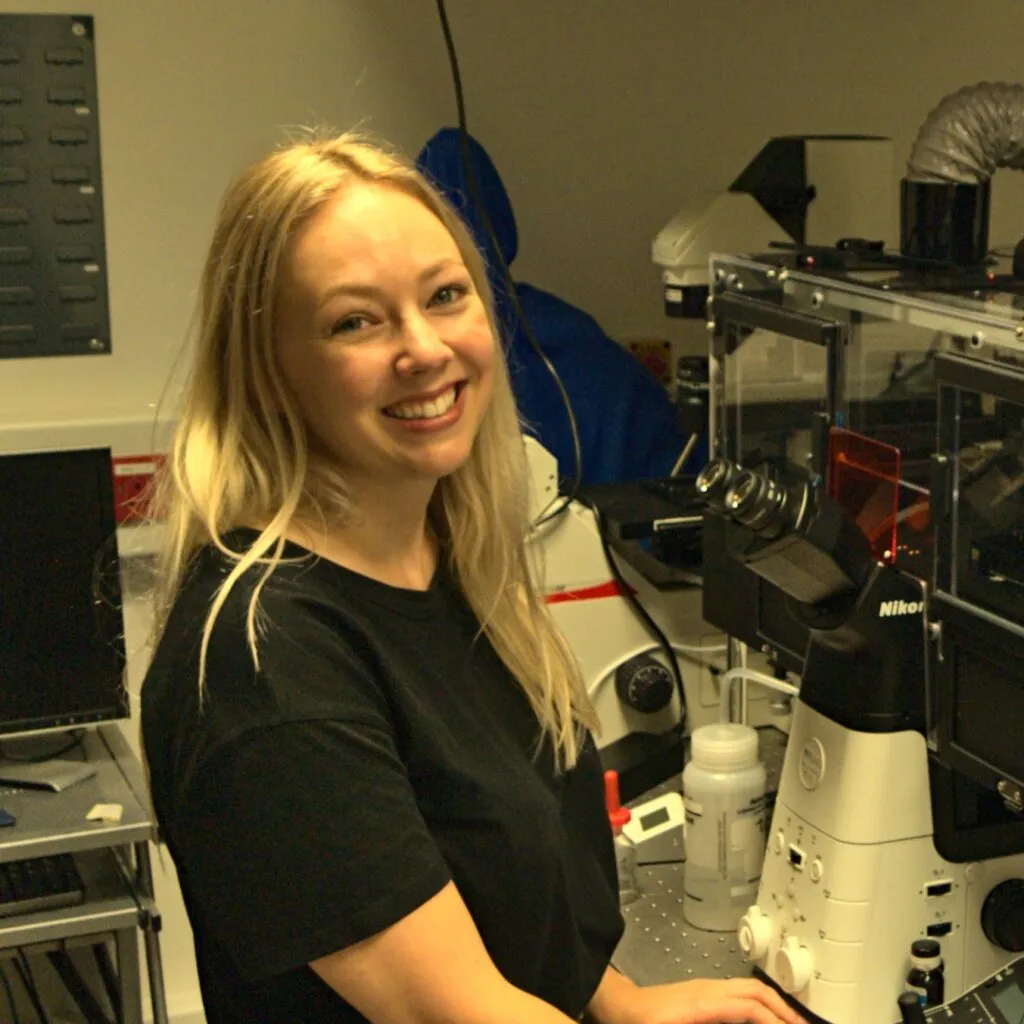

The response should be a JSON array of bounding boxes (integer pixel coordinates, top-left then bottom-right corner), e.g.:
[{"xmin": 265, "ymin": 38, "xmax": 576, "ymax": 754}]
[{"xmin": 445, "ymin": 0, "xmax": 1024, "ymax": 351}]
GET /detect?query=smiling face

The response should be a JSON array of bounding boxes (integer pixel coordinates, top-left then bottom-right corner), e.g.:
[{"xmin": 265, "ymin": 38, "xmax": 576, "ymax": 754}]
[{"xmin": 274, "ymin": 182, "xmax": 497, "ymax": 504}]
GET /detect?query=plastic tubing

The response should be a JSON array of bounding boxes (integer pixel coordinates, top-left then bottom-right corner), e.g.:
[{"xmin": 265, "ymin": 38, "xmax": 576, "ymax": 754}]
[{"xmin": 719, "ymin": 667, "xmax": 800, "ymax": 723}]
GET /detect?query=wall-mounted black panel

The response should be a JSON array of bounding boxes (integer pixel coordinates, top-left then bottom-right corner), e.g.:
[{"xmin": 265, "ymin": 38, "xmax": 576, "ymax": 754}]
[{"xmin": 0, "ymin": 14, "xmax": 110, "ymax": 359}]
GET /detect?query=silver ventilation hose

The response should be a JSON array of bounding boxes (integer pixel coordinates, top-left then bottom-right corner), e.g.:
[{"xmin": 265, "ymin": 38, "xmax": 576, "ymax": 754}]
[
  {"xmin": 901, "ymin": 82, "xmax": 1024, "ymax": 263},
  {"xmin": 906, "ymin": 81, "xmax": 1024, "ymax": 184}
]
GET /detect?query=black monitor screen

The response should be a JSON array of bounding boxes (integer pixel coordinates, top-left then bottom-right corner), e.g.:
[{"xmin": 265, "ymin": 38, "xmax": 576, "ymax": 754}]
[
  {"xmin": 0, "ymin": 448, "xmax": 128, "ymax": 735},
  {"xmin": 953, "ymin": 642, "xmax": 1024, "ymax": 787}
]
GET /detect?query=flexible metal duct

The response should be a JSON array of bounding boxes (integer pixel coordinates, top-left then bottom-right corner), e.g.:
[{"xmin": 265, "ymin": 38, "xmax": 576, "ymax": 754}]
[{"xmin": 906, "ymin": 81, "xmax": 1024, "ymax": 184}]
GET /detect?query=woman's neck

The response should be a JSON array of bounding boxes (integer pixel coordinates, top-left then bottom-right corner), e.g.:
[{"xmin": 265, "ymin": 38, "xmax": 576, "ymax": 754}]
[{"xmin": 291, "ymin": 481, "xmax": 440, "ymax": 591}]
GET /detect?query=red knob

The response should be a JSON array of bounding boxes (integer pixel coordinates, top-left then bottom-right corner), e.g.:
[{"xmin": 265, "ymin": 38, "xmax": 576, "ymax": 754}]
[{"xmin": 604, "ymin": 770, "xmax": 632, "ymax": 833}]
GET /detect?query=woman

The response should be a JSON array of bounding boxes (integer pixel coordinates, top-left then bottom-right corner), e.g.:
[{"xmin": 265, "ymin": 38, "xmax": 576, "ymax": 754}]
[{"xmin": 141, "ymin": 132, "xmax": 802, "ymax": 1024}]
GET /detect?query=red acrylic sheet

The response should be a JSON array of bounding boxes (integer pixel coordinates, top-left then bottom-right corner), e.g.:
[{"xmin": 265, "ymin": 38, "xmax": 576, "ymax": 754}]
[{"xmin": 828, "ymin": 427, "xmax": 903, "ymax": 564}]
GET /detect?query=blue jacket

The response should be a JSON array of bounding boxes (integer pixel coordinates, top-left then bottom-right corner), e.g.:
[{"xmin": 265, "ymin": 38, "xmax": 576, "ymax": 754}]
[{"xmin": 416, "ymin": 128, "xmax": 689, "ymax": 485}]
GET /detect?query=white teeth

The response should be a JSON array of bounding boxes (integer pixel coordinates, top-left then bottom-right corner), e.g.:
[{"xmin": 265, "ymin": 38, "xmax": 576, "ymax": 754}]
[{"xmin": 386, "ymin": 385, "xmax": 457, "ymax": 420}]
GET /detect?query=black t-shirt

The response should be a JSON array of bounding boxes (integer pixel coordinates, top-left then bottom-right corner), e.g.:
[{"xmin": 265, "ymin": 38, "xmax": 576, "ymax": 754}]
[{"xmin": 141, "ymin": 531, "xmax": 624, "ymax": 1023}]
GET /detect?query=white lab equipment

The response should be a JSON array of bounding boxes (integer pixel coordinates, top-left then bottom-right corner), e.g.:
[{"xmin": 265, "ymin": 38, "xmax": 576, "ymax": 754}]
[
  {"xmin": 622, "ymin": 792, "xmax": 686, "ymax": 865},
  {"xmin": 652, "ymin": 136, "xmax": 894, "ymax": 316},
  {"xmin": 526, "ymin": 437, "xmax": 785, "ymax": 804},
  {"xmin": 702, "ymin": 242, "xmax": 1024, "ymax": 1021}
]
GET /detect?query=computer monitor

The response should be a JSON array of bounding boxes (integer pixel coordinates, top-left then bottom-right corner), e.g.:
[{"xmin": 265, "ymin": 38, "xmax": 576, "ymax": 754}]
[{"xmin": 0, "ymin": 447, "xmax": 129, "ymax": 737}]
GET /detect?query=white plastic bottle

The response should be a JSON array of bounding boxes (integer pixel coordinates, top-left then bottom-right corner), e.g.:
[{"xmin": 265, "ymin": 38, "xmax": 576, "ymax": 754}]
[{"xmin": 682, "ymin": 723, "xmax": 767, "ymax": 931}]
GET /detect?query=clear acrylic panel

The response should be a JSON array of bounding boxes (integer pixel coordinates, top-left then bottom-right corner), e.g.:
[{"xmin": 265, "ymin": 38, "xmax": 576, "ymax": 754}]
[
  {"xmin": 709, "ymin": 256, "xmax": 827, "ymax": 476},
  {"xmin": 951, "ymin": 386, "xmax": 1024, "ymax": 625},
  {"xmin": 709, "ymin": 251, "xmax": 1024, "ymax": 582},
  {"xmin": 721, "ymin": 328, "xmax": 828, "ymax": 470}
]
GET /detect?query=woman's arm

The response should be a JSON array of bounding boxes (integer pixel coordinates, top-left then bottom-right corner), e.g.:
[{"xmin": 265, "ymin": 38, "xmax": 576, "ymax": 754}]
[
  {"xmin": 311, "ymin": 880, "xmax": 578, "ymax": 1024},
  {"xmin": 586, "ymin": 967, "xmax": 645, "ymax": 1024},
  {"xmin": 586, "ymin": 964, "xmax": 807, "ymax": 1024}
]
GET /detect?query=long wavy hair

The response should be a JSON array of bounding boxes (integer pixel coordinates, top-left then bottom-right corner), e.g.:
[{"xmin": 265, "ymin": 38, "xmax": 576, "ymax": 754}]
[{"xmin": 150, "ymin": 132, "xmax": 596, "ymax": 768}]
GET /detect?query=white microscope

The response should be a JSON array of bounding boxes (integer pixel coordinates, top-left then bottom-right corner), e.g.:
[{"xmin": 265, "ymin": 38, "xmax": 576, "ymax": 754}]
[{"xmin": 693, "ymin": 419, "xmax": 1024, "ymax": 1024}]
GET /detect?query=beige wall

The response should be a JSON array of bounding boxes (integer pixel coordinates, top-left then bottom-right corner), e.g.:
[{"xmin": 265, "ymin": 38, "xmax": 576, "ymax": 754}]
[
  {"xmin": 7, "ymin": 0, "xmax": 1024, "ymax": 432},
  {"xmin": 0, "ymin": 0, "xmax": 452, "ymax": 434}
]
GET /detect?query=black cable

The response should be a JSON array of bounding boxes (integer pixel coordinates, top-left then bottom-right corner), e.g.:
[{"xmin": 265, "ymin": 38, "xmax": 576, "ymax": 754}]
[
  {"xmin": 91, "ymin": 532, "xmax": 122, "ymax": 612},
  {"xmin": 578, "ymin": 497, "xmax": 686, "ymax": 728},
  {"xmin": 0, "ymin": 730, "xmax": 86, "ymax": 764},
  {"xmin": 14, "ymin": 953, "xmax": 50, "ymax": 1024},
  {"xmin": 0, "ymin": 964, "xmax": 23, "ymax": 1024},
  {"xmin": 433, "ymin": 0, "xmax": 583, "ymax": 526},
  {"xmin": 91, "ymin": 533, "xmax": 129, "ymax": 671}
]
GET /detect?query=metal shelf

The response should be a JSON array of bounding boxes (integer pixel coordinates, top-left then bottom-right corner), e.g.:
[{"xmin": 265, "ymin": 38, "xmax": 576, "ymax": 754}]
[{"xmin": 0, "ymin": 845, "xmax": 139, "ymax": 950}]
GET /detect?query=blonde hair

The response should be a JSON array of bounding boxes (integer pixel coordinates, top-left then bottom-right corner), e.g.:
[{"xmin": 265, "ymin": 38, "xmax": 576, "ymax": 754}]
[{"xmin": 151, "ymin": 131, "xmax": 597, "ymax": 768}]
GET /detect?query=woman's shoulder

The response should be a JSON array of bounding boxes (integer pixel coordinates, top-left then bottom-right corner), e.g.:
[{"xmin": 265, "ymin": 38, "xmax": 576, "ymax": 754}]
[
  {"xmin": 170, "ymin": 532, "xmax": 359, "ymax": 644},
  {"xmin": 144, "ymin": 533, "xmax": 392, "ymax": 739},
  {"xmin": 153, "ymin": 528, "xmax": 473, "ymax": 714}
]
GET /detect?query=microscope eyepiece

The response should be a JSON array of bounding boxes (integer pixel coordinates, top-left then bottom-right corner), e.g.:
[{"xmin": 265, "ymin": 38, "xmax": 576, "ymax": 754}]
[
  {"xmin": 726, "ymin": 471, "xmax": 760, "ymax": 510},
  {"xmin": 697, "ymin": 457, "xmax": 872, "ymax": 606},
  {"xmin": 725, "ymin": 470, "xmax": 795, "ymax": 540},
  {"xmin": 695, "ymin": 458, "xmax": 739, "ymax": 510}
]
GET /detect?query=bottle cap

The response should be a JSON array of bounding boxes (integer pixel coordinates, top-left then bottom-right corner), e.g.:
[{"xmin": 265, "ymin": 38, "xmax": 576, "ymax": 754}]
[
  {"xmin": 897, "ymin": 991, "xmax": 928, "ymax": 1024},
  {"xmin": 910, "ymin": 938, "xmax": 942, "ymax": 967},
  {"xmin": 691, "ymin": 723, "xmax": 760, "ymax": 772},
  {"xmin": 604, "ymin": 770, "xmax": 631, "ymax": 834}
]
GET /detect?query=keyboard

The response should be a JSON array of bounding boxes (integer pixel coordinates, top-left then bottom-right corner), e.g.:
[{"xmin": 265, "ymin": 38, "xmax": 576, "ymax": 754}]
[{"xmin": 0, "ymin": 853, "xmax": 86, "ymax": 918}]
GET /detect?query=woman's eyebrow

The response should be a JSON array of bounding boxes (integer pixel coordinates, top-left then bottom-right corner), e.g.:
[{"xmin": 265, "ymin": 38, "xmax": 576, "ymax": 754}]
[{"xmin": 315, "ymin": 259, "xmax": 465, "ymax": 310}]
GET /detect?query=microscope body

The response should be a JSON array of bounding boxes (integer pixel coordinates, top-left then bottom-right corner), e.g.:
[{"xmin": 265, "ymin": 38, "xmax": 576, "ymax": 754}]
[
  {"xmin": 697, "ymin": 458, "xmax": 1024, "ymax": 1023},
  {"xmin": 698, "ymin": 237, "xmax": 1024, "ymax": 1022},
  {"xmin": 750, "ymin": 693, "xmax": 1024, "ymax": 1024}
]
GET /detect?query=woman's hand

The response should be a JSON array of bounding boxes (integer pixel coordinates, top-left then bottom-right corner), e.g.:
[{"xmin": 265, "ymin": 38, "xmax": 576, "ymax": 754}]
[{"xmin": 627, "ymin": 977, "xmax": 806, "ymax": 1024}]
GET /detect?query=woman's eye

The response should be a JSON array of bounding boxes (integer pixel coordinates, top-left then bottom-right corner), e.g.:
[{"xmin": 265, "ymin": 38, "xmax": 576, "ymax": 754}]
[
  {"xmin": 330, "ymin": 314, "xmax": 369, "ymax": 336},
  {"xmin": 430, "ymin": 283, "xmax": 468, "ymax": 307}
]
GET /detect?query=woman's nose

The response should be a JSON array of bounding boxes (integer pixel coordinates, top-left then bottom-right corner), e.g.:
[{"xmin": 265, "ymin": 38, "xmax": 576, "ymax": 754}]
[{"xmin": 396, "ymin": 314, "xmax": 453, "ymax": 375}]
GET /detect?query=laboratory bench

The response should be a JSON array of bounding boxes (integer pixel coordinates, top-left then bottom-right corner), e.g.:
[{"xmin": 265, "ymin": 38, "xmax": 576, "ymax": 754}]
[{"xmin": 611, "ymin": 726, "xmax": 788, "ymax": 986}]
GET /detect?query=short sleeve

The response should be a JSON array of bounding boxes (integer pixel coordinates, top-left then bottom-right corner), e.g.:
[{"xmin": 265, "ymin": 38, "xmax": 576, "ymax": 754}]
[{"xmin": 171, "ymin": 714, "xmax": 452, "ymax": 983}]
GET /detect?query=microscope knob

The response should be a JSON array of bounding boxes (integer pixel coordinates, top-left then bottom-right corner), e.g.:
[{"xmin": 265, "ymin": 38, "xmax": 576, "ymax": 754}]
[
  {"xmin": 981, "ymin": 879, "xmax": 1024, "ymax": 952},
  {"xmin": 738, "ymin": 906, "xmax": 774, "ymax": 958},
  {"xmin": 776, "ymin": 936, "xmax": 813, "ymax": 993},
  {"xmin": 615, "ymin": 655, "xmax": 675, "ymax": 714}
]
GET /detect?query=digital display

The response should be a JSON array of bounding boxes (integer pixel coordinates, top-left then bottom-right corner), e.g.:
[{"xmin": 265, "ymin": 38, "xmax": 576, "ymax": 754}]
[
  {"xmin": 641, "ymin": 807, "xmax": 671, "ymax": 830},
  {"xmin": 992, "ymin": 980, "xmax": 1024, "ymax": 1023}
]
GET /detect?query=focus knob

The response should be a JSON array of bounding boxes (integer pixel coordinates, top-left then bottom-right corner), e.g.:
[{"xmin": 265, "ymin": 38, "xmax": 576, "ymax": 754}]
[
  {"xmin": 776, "ymin": 936, "xmax": 813, "ymax": 993},
  {"xmin": 738, "ymin": 906, "xmax": 774, "ymax": 959},
  {"xmin": 615, "ymin": 654, "xmax": 674, "ymax": 714},
  {"xmin": 982, "ymin": 879, "xmax": 1024, "ymax": 952}
]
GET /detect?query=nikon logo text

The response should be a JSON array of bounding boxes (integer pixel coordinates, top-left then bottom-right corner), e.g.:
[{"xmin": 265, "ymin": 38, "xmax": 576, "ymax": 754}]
[{"xmin": 878, "ymin": 600, "xmax": 923, "ymax": 618}]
